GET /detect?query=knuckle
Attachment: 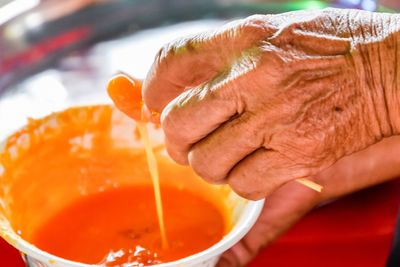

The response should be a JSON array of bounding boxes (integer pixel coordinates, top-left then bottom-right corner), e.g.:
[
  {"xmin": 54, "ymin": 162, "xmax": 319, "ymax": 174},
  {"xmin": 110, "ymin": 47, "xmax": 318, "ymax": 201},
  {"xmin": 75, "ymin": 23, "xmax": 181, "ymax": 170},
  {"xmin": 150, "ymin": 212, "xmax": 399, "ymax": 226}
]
[
  {"xmin": 154, "ymin": 38, "xmax": 189, "ymax": 68},
  {"xmin": 237, "ymin": 113, "xmax": 266, "ymax": 148},
  {"xmin": 227, "ymin": 150, "xmax": 284, "ymax": 199},
  {"xmin": 240, "ymin": 15, "xmax": 270, "ymax": 35},
  {"xmin": 228, "ymin": 175, "xmax": 265, "ymax": 200},
  {"xmin": 219, "ymin": 16, "xmax": 269, "ymax": 45},
  {"xmin": 188, "ymin": 147, "xmax": 226, "ymax": 184},
  {"xmin": 159, "ymin": 36, "xmax": 198, "ymax": 60},
  {"xmin": 165, "ymin": 140, "xmax": 188, "ymax": 165},
  {"xmin": 161, "ymin": 105, "xmax": 183, "ymax": 140},
  {"xmin": 245, "ymin": 14, "xmax": 268, "ymax": 25},
  {"xmin": 161, "ymin": 103, "xmax": 189, "ymax": 141},
  {"xmin": 161, "ymin": 89, "xmax": 205, "ymax": 143}
]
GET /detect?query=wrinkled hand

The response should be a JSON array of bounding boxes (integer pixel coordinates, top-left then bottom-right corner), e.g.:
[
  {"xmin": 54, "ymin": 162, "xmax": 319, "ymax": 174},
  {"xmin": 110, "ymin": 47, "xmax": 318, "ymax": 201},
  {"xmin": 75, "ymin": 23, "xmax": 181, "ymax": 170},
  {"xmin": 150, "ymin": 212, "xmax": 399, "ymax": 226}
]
[
  {"xmin": 143, "ymin": 8, "xmax": 400, "ymax": 200},
  {"xmin": 217, "ymin": 136, "xmax": 400, "ymax": 266}
]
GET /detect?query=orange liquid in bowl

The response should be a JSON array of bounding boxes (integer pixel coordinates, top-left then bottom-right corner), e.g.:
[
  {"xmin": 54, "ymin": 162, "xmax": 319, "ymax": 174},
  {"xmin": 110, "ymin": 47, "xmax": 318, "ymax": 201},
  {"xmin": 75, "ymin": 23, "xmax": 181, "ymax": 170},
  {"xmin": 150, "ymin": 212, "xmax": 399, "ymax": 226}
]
[
  {"xmin": 0, "ymin": 105, "xmax": 229, "ymax": 266},
  {"xmin": 31, "ymin": 185, "xmax": 225, "ymax": 266}
]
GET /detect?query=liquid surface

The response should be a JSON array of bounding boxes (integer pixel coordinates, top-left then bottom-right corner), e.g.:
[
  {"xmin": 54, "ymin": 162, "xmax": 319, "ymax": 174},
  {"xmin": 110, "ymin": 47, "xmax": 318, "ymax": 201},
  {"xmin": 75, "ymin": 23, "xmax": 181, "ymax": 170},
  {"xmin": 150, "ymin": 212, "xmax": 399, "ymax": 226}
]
[{"xmin": 32, "ymin": 186, "xmax": 225, "ymax": 266}]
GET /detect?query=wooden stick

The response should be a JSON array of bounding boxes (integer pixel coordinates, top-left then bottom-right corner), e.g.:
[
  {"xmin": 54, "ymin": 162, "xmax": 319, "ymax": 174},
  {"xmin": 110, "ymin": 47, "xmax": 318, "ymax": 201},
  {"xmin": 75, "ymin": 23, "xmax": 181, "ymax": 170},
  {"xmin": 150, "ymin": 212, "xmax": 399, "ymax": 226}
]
[{"xmin": 296, "ymin": 178, "xmax": 323, "ymax": 192}]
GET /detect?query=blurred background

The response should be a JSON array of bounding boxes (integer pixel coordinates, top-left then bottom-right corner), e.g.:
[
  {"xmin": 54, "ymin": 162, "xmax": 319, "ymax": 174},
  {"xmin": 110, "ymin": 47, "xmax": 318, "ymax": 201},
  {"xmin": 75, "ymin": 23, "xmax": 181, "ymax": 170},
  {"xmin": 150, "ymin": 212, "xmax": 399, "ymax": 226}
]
[{"xmin": 0, "ymin": 1, "xmax": 400, "ymax": 267}]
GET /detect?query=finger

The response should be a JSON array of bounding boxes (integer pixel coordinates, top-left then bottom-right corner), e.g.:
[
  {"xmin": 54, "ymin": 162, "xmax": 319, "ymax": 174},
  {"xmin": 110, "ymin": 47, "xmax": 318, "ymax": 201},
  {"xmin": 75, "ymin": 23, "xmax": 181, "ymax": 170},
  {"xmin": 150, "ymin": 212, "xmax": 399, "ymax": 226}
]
[
  {"xmin": 161, "ymin": 43, "xmax": 267, "ymax": 166},
  {"xmin": 316, "ymin": 135, "xmax": 400, "ymax": 200},
  {"xmin": 218, "ymin": 137, "xmax": 400, "ymax": 266},
  {"xmin": 143, "ymin": 15, "xmax": 274, "ymax": 112},
  {"xmin": 217, "ymin": 180, "xmax": 320, "ymax": 267},
  {"xmin": 161, "ymin": 78, "xmax": 241, "ymax": 165},
  {"xmin": 187, "ymin": 112, "xmax": 264, "ymax": 183},
  {"xmin": 227, "ymin": 148, "xmax": 311, "ymax": 200},
  {"xmin": 217, "ymin": 250, "xmax": 240, "ymax": 267},
  {"xmin": 107, "ymin": 74, "xmax": 142, "ymax": 121}
]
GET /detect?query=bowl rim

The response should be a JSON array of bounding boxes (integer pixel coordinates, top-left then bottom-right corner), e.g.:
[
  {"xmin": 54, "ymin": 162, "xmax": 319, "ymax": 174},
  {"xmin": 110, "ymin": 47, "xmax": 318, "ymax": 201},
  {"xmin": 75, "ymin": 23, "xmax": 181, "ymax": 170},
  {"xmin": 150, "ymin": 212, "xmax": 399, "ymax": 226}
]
[
  {"xmin": 6, "ymin": 198, "xmax": 264, "ymax": 267},
  {"xmin": 0, "ymin": 105, "xmax": 265, "ymax": 266}
]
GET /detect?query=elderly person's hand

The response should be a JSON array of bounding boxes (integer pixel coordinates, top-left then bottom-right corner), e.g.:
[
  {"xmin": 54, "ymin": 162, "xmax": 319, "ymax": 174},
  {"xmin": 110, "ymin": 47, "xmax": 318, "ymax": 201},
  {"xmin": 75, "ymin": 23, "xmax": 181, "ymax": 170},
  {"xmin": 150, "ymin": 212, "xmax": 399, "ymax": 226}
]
[
  {"xmin": 143, "ymin": 8, "xmax": 400, "ymax": 266},
  {"xmin": 143, "ymin": 8, "xmax": 400, "ymax": 200}
]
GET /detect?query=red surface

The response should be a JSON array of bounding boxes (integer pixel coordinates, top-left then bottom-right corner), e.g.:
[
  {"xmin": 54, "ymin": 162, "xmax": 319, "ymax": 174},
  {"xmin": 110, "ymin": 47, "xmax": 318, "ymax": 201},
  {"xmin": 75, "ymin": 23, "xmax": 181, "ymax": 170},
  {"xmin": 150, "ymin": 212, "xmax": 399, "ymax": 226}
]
[
  {"xmin": 250, "ymin": 179, "xmax": 400, "ymax": 267},
  {"xmin": 1, "ymin": 180, "xmax": 399, "ymax": 267},
  {"xmin": 0, "ymin": 237, "xmax": 24, "ymax": 267}
]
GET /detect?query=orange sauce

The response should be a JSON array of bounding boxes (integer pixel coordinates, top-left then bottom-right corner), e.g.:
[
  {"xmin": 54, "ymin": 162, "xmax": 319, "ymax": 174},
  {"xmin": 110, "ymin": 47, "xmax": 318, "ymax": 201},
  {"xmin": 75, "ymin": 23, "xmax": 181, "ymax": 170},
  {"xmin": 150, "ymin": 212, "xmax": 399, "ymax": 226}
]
[
  {"xmin": 31, "ymin": 185, "xmax": 225, "ymax": 265},
  {"xmin": 136, "ymin": 122, "xmax": 168, "ymax": 249}
]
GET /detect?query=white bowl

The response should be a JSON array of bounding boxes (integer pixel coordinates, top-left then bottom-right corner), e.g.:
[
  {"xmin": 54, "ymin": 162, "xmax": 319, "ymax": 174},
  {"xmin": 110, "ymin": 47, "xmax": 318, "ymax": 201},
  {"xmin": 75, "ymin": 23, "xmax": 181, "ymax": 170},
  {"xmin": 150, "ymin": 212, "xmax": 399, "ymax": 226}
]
[
  {"xmin": 0, "ymin": 105, "xmax": 265, "ymax": 267},
  {"xmin": 18, "ymin": 198, "xmax": 264, "ymax": 267}
]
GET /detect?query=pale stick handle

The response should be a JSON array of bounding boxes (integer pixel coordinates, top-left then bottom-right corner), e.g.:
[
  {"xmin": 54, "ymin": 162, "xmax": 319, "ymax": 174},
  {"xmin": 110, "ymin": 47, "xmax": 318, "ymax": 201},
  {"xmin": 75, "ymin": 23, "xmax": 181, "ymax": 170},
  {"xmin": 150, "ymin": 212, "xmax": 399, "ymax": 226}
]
[{"xmin": 296, "ymin": 178, "xmax": 323, "ymax": 192}]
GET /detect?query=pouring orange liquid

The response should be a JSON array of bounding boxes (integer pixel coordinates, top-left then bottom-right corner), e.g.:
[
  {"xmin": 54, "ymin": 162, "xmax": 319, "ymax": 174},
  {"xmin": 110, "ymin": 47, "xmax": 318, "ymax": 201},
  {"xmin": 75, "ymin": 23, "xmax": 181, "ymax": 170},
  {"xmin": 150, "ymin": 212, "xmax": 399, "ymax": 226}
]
[
  {"xmin": 107, "ymin": 75, "xmax": 168, "ymax": 249},
  {"xmin": 136, "ymin": 122, "xmax": 168, "ymax": 249}
]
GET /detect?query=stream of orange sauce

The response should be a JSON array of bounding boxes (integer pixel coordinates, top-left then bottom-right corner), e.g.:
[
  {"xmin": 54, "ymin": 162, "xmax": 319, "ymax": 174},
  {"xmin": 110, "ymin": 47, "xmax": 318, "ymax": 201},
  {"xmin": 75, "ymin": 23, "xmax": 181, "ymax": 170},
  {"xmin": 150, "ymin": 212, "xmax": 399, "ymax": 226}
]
[
  {"xmin": 107, "ymin": 75, "xmax": 168, "ymax": 249},
  {"xmin": 136, "ymin": 121, "xmax": 168, "ymax": 249}
]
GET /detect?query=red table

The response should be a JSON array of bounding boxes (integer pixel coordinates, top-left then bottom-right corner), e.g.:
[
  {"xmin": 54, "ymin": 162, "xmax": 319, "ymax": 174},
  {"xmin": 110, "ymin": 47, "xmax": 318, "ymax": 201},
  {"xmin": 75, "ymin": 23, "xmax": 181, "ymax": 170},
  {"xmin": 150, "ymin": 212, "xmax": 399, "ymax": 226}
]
[{"xmin": 1, "ymin": 180, "xmax": 399, "ymax": 267}]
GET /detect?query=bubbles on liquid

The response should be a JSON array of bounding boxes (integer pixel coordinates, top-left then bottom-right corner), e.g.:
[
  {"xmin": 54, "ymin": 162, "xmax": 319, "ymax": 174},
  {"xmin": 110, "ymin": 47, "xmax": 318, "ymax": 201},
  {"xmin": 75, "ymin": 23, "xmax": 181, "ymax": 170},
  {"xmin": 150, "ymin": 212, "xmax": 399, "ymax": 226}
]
[
  {"xmin": 16, "ymin": 133, "xmax": 30, "ymax": 150},
  {"xmin": 69, "ymin": 133, "xmax": 94, "ymax": 155},
  {"xmin": 99, "ymin": 245, "xmax": 162, "ymax": 267}
]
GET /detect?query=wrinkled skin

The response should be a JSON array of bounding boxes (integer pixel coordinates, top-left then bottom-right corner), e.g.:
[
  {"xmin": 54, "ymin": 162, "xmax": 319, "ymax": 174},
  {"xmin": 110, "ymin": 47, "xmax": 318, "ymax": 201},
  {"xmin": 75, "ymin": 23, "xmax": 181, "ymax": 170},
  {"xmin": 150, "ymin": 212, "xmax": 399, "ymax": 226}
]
[
  {"xmin": 216, "ymin": 136, "xmax": 400, "ymax": 266},
  {"xmin": 142, "ymin": 8, "xmax": 400, "ymax": 266}
]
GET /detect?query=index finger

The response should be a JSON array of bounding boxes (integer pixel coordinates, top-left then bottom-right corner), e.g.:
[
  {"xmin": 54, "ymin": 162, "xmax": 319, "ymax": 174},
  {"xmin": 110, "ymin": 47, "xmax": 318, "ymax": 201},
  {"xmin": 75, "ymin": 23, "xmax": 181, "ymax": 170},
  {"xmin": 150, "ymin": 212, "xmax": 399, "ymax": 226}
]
[{"xmin": 143, "ymin": 15, "xmax": 272, "ymax": 112}]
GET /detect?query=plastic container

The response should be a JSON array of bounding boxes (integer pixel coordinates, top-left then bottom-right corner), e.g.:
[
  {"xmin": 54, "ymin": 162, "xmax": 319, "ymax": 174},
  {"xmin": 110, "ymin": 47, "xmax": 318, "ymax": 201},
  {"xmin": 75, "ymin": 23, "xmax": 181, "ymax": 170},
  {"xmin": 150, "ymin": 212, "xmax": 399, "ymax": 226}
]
[{"xmin": 0, "ymin": 105, "xmax": 264, "ymax": 267}]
